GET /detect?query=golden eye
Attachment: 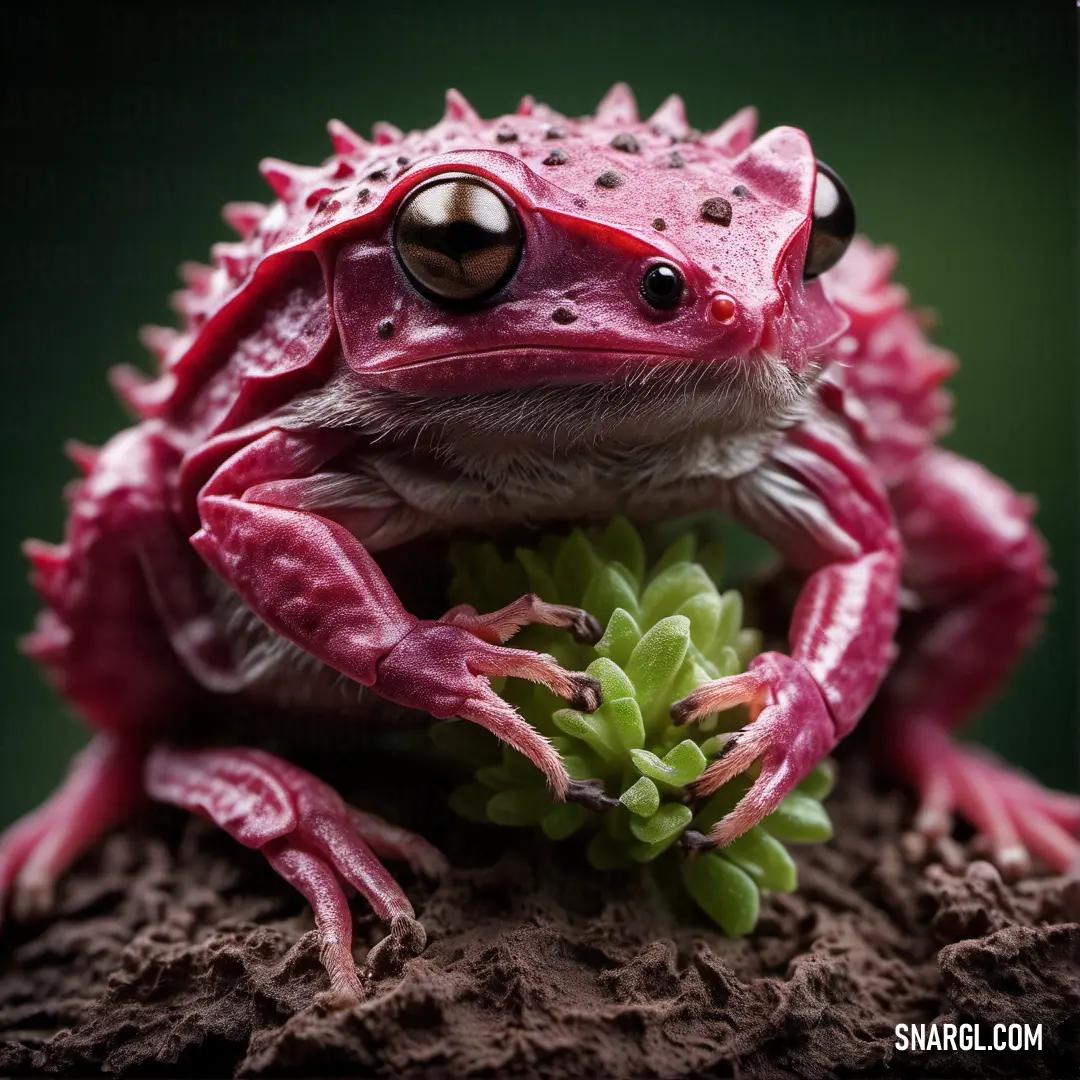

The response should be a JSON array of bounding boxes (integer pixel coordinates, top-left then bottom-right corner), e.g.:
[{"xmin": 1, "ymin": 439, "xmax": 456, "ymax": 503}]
[
  {"xmin": 804, "ymin": 161, "xmax": 856, "ymax": 280},
  {"xmin": 393, "ymin": 174, "xmax": 523, "ymax": 302}
]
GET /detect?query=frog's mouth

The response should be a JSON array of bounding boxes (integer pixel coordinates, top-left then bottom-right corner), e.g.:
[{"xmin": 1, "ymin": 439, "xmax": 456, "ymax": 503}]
[
  {"xmin": 365, "ymin": 345, "xmax": 706, "ymax": 396},
  {"xmin": 336, "ymin": 346, "xmax": 811, "ymax": 456}
]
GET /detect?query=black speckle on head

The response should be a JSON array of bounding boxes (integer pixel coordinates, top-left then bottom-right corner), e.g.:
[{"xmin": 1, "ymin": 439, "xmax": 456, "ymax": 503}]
[
  {"xmin": 651, "ymin": 217, "xmax": 666, "ymax": 231},
  {"xmin": 543, "ymin": 148, "xmax": 569, "ymax": 166},
  {"xmin": 701, "ymin": 197, "xmax": 733, "ymax": 226},
  {"xmin": 396, "ymin": 155, "xmax": 410, "ymax": 167},
  {"xmin": 551, "ymin": 306, "xmax": 577, "ymax": 325},
  {"xmin": 572, "ymin": 196, "xmax": 587, "ymax": 209},
  {"xmin": 495, "ymin": 128, "xmax": 518, "ymax": 143},
  {"xmin": 545, "ymin": 126, "xmax": 567, "ymax": 139},
  {"xmin": 377, "ymin": 319, "xmax": 394, "ymax": 340},
  {"xmin": 367, "ymin": 168, "xmax": 389, "ymax": 183},
  {"xmin": 596, "ymin": 170, "xmax": 623, "ymax": 189},
  {"xmin": 354, "ymin": 187, "xmax": 371, "ymax": 207},
  {"xmin": 666, "ymin": 151, "xmax": 685, "ymax": 169},
  {"xmin": 732, "ymin": 184, "xmax": 756, "ymax": 200},
  {"xmin": 610, "ymin": 132, "xmax": 640, "ymax": 154}
]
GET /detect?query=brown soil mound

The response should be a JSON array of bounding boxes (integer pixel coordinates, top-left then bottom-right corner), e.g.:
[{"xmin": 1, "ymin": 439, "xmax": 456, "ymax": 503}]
[{"xmin": 1, "ymin": 750, "xmax": 1077, "ymax": 1078}]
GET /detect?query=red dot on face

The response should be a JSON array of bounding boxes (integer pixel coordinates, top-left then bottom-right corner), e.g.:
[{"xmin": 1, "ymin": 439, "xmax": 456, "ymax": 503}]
[{"xmin": 710, "ymin": 295, "xmax": 737, "ymax": 324}]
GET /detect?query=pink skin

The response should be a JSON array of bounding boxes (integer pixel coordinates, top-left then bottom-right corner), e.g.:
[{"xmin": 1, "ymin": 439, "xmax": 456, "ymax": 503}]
[{"xmin": 3, "ymin": 84, "xmax": 1072, "ymax": 998}]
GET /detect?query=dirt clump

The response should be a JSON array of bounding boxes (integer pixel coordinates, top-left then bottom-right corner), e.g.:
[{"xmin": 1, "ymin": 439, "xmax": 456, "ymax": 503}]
[{"xmin": 1, "ymin": 751, "xmax": 1077, "ymax": 1078}]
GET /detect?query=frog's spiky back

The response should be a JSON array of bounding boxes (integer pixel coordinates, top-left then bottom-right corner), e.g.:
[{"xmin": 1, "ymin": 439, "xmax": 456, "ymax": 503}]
[{"xmin": 113, "ymin": 85, "xmax": 759, "ymax": 424}]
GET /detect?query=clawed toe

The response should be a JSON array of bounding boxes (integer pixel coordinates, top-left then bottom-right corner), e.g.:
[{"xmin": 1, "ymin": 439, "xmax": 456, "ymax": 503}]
[
  {"xmin": 901, "ymin": 727, "xmax": 1080, "ymax": 877},
  {"xmin": 679, "ymin": 655, "xmax": 837, "ymax": 848},
  {"xmin": 566, "ymin": 672, "xmax": 603, "ymax": 713},
  {"xmin": 567, "ymin": 610, "xmax": 604, "ymax": 645},
  {"xmin": 9, "ymin": 874, "xmax": 55, "ymax": 925},
  {"xmin": 565, "ymin": 778, "xmax": 620, "ymax": 811},
  {"xmin": 366, "ymin": 914, "xmax": 427, "ymax": 978}
]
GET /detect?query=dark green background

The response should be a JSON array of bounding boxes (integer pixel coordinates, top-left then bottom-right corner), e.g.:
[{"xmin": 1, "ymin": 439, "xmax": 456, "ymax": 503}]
[{"xmin": 1, "ymin": 1, "xmax": 1076, "ymax": 829}]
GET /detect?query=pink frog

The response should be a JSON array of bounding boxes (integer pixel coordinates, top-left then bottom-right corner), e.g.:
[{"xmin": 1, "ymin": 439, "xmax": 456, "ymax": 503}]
[{"xmin": 2, "ymin": 85, "xmax": 1075, "ymax": 1004}]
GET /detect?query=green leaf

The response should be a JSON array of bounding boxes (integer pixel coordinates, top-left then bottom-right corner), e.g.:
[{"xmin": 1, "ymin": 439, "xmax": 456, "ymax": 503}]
[
  {"xmin": 696, "ymin": 539, "xmax": 725, "ymax": 588},
  {"xmin": 475, "ymin": 764, "xmax": 529, "ymax": 790},
  {"xmin": 625, "ymin": 615, "xmax": 691, "ymax": 718},
  {"xmin": 763, "ymin": 791, "xmax": 834, "ymax": 843},
  {"xmin": 669, "ymin": 657, "xmax": 714, "ymax": 708},
  {"xmin": 516, "ymin": 548, "xmax": 560, "ymax": 604},
  {"xmin": 722, "ymin": 826, "xmax": 798, "ymax": 892},
  {"xmin": 649, "ymin": 534, "xmax": 697, "ymax": 581},
  {"xmin": 797, "ymin": 759, "xmax": 837, "ymax": 801},
  {"xmin": 446, "ymin": 567, "xmax": 478, "ymax": 612},
  {"xmin": 539, "ymin": 532, "xmax": 564, "ymax": 564},
  {"xmin": 586, "ymin": 657, "xmax": 635, "ymax": 702},
  {"xmin": 629, "ymin": 802, "xmax": 692, "ymax": 844},
  {"xmin": 429, "ymin": 720, "xmax": 501, "ymax": 768},
  {"xmin": 733, "ymin": 628, "xmax": 763, "ymax": 667},
  {"xmin": 580, "ymin": 563, "xmax": 640, "ymax": 628},
  {"xmin": 629, "ymin": 739, "xmax": 708, "ymax": 787},
  {"xmin": 587, "ymin": 830, "xmax": 634, "ymax": 870},
  {"xmin": 552, "ymin": 709, "xmax": 617, "ymax": 762},
  {"xmin": 448, "ymin": 784, "xmax": 494, "ymax": 823},
  {"xmin": 676, "ymin": 592, "xmax": 724, "ymax": 654},
  {"xmin": 629, "ymin": 834, "xmax": 684, "ymax": 862},
  {"xmin": 486, "ymin": 789, "xmax": 553, "ymax": 826},
  {"xmin": 594, "ymin": 608, "xmax": 642, "ymax": 667},
  {"xmin": 501, "ymin": 744, "xmax": 546, "ymax": 783},
  {"xmin": 561, "ymin": 754, "xmax": 603, "ymax": 781},
  {"xmin": 681, "ymin": 854, "xmax": 760, "ymax": 937},
  {"xmin": 714, "ymin": 590, "xmax": 744, "ymax": 649},
  {"xmin": 692, "ymin": 775, "xmax": 750, "ymax": 833},
  {"xmin": 598, "ymin": 517, "xmax": 646, "ymax": 584},
  {"xmin": 619, "ymin": 776, "xmax": 660, "ymax": 817},
  {"xmin": 603, "ymin": 695, "xmax": 646, "ymax": 751},
  {"xmin": 714, "ymin": 645, "xmax": 742, "ymax": 680},
  {"xmin": 554, "ymin": 529, "xmax": 604, "ymax": 605},
  {"xmin": 541, "ymin": 803, "xmax": 590, "ymax": 840},
  {"xmin": 641, "ymin": 562, "xmax": 718, "ymax": 629}
]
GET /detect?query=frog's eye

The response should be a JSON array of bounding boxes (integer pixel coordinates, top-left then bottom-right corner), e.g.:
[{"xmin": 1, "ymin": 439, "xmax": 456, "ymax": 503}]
[
  {"xmin": 804, "ymin": 161, "xmax": 855, "ymax": 280},
  {"xmin": 640, "ymin": 263, "xmax": 684, "ymax": 310},
  {"xmin": 394, "ymin": 174, "xmax": 523, "ymax": 302}
]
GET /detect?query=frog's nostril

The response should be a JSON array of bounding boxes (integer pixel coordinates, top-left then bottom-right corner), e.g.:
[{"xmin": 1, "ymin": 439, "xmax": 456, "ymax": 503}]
[{"xmin": 709, "ymin": 293, "xmax": 737, "ymax": 325}]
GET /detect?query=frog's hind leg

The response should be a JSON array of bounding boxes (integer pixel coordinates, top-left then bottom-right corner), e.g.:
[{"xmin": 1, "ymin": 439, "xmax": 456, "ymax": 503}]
[
  {"xmin": 145, "ymin": 745, "xmax": 437, "ymax": 1005},
  {"xmin": 880, "ymin": 449, "xmax": 1078, "ymax": 876},
  {"xmin": 21, "ymin": 425, "xmax": 212, "ymax": 736},
  {"xmin": 0, "ymin": 735, "xmax": 146, "ymax": 931},
  {"xmin": 4, "ymin": 426, "xmax": 219, "ymax": 932}
]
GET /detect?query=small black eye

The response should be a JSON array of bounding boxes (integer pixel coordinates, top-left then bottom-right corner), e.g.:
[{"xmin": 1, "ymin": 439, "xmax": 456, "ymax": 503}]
[
  {"xmin": 394, "ymin": 174, "xmax": 523, "ymax": 302},
  {"xmin": 641, "ymin": 263, "xmax": 684, "ymax": 310},
  {"xmin": 804, "ymin": 161, "xmax": 855, "ymax": 280}
]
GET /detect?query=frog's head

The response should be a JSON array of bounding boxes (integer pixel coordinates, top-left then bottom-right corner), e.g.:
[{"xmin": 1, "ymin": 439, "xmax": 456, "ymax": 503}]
[{"xmin": 320, "ymin": 88, "xmax": 855, "ymax": 446}]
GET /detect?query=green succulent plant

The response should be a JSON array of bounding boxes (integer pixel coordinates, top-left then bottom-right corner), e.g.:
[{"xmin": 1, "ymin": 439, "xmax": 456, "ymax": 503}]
[{"xmin": 431, "ymin": 517, "xmax": 835, "ymax": 936}]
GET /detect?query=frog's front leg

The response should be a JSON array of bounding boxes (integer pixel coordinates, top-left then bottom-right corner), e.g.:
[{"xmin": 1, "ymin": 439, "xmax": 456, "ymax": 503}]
[
  {"xmin": 673, "ymin": 420, "xmax": 902, "ymax": 847},
  {"xmin": 192, "ymin": 427, "xmax": 602, "ymax": 793}
]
